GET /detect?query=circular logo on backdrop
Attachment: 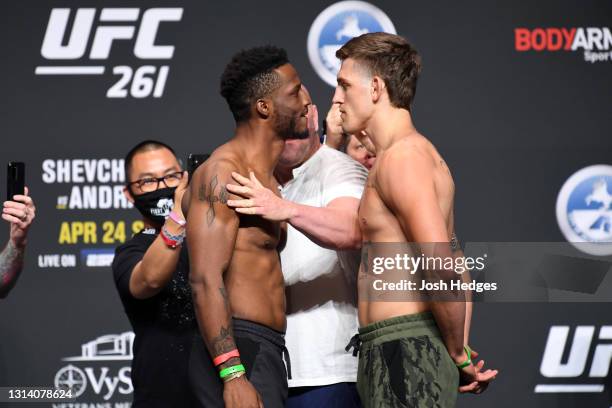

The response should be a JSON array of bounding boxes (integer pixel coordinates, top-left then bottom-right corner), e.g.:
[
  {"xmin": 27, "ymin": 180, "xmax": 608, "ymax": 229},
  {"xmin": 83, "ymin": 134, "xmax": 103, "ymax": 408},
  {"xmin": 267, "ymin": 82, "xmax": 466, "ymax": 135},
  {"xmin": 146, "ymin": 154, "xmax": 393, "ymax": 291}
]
[
  {"xmin": 55, "ymin": 364, "xmax": 87, "ymax": 397},
  {"xmin": 307, "ymin": 1, "xmax": 396, "ymax": 87},
  {"xmin": 556, "ymin": 165, "xmax": 612, "ymax": 255}
]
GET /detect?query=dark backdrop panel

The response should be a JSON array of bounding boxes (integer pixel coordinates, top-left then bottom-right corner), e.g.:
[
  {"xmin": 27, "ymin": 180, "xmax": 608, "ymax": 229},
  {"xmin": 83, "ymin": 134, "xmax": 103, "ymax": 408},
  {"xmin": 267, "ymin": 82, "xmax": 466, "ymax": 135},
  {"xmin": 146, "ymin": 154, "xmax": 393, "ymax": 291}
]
[{"xmin": 0, "ymin": 1, "xmax": 610, "ymax": 407}]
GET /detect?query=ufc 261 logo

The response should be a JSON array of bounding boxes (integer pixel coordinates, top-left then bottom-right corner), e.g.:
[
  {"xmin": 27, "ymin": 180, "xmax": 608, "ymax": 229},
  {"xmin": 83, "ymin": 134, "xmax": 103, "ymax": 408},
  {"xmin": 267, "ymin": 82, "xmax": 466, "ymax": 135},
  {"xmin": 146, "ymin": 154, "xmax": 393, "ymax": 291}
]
[{"xmin": 36, "ymin": 8, "xmax": 183, "ymax": 98}]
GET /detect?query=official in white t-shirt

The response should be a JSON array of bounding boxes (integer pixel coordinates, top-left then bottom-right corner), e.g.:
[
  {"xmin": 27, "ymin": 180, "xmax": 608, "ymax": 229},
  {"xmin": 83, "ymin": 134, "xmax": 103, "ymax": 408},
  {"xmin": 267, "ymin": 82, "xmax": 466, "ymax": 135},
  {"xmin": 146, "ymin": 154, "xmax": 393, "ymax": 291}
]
[{"xmin": 226, "ymin": 104, "xmax": 367, "ymax": 407}]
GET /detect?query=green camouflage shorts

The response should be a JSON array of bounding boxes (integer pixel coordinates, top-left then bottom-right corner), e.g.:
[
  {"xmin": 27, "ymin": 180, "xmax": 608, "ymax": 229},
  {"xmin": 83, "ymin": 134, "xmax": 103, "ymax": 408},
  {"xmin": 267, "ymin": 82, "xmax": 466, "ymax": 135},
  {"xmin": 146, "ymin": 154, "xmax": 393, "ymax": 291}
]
[{"xmin": 357, "ymin": 312, "xmax": 459, "ymax": 408}]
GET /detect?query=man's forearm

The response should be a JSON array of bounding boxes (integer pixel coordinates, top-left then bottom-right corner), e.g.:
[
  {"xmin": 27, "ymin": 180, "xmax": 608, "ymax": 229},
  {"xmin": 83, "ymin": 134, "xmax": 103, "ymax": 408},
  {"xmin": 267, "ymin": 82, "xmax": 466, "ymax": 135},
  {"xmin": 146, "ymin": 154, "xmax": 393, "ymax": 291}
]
[
  {"xmin": 324, "ymin": 132, "xmax": 348, "ymax": 150},
  {"xmin": 464, "ymin": 300, "xmax": 472, "ymax": 346},
  {"xmin": 424, "ymin": 247, "xmax": 468, "ymax": 361},
  {"xmin": 289, "ymin": 203, "xmax": 360, "ymax": 250},
  {"xmin": 429, "ymin": 301, "xmax": 466, "ymax": 361},
  {"xmin": 462, "ymin": 269, "xmax": 473, "ymax": 345},
  {"xmin": 454, "ymin": 247, "xmax": 473, "ymax": 345},
  {"xmin": 0, "ymin": 240, "xmax": 25, "ymax": 298},
  {"xmin": 130, "ymin": 237, "xmax": 183, "ymax": 298},
  {"xmin": 191, "ymin": 275, "xmax": 240, "ymax": 369}
]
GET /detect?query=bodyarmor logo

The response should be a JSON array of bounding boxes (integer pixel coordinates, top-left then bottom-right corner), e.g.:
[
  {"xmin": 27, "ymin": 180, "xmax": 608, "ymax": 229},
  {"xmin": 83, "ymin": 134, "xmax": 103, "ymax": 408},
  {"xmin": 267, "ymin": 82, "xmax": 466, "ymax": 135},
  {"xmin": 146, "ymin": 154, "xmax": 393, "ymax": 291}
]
[
  {"xmin": 535, "ymin": 325, "xmax": 612, "ymax": 393},
  {"xmin": 36, "ymin": 8, "xmax": 183, "ymax": 98},
  {"xmin": 515, "ymin": 27, "xmax": 612, "ymax": 63}
]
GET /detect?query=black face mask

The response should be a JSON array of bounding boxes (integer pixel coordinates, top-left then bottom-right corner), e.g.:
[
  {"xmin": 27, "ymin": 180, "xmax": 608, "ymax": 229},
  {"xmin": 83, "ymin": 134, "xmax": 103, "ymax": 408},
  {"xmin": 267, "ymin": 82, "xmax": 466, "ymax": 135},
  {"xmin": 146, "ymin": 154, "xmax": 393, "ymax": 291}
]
[{"xmin": 131, "ymin": 187, "xmax": 176, "ymax": 225}]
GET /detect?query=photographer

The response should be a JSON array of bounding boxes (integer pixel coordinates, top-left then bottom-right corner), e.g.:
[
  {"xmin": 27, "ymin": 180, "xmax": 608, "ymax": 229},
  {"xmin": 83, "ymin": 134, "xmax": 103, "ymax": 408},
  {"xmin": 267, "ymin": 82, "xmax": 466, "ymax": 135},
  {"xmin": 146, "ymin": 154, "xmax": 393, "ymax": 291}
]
[{"xmin": 112, "ymin": 140, "xmax": 197, "ymax": 407}]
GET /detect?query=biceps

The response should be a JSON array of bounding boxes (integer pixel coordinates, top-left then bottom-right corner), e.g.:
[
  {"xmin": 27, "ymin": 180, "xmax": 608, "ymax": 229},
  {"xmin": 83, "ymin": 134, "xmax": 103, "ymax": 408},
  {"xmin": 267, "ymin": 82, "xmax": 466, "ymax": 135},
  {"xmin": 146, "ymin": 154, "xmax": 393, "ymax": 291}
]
[
  {"xmin": 326, "ymin": 197, "xmax": 361, "ymax": 231},
  {"xmin": 186, "ymin": 205, "xmax": 237, "ymax": 279},
  {"xmin": 326, "ymin": 197, "xmax": 360, "ymax": 214},
  {"xmin": 394, "ymin": 195, "xmax": 448, "ymax": 243},
  {"xmin": 128, "ymin": 261, "xmax": 149, "ymax": 298}
]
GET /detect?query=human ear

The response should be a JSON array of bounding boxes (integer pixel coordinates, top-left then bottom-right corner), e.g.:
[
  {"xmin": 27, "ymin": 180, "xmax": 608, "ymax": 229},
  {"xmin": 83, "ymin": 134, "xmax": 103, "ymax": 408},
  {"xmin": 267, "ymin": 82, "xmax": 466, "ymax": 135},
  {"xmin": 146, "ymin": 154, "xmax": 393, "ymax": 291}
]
[
  {"xmin": 371, "ymin": 76, "xmax": 385, "ymax": 103},
  {"xmin": 256, "ymin": 99, "xmax": 271, "ymax": 119},
  {"xmin": 123, "ymin": 186, "xmax": 135, "ymax": 204}
]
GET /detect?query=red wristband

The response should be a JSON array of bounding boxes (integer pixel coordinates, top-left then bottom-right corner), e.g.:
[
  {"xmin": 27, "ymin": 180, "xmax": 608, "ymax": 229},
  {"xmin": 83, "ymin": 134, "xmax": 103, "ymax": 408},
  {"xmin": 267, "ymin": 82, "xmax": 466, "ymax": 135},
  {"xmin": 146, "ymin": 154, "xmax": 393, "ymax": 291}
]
[
  {"xmin": 160, "ymin": 228, "xmax": 180, "ymax": 249},
  {"xmin": 213, "ymin": 349, "xmax": 240, "ymax": 367}
]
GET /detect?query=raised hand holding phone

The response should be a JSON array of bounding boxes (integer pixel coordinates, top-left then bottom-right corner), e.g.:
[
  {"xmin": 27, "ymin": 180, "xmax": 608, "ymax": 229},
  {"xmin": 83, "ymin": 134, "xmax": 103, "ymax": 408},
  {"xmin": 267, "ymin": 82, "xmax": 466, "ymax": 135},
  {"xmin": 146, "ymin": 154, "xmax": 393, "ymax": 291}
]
[{"xmin": 3, "ymin": 163, "xmax": 35, "ymax": 247}]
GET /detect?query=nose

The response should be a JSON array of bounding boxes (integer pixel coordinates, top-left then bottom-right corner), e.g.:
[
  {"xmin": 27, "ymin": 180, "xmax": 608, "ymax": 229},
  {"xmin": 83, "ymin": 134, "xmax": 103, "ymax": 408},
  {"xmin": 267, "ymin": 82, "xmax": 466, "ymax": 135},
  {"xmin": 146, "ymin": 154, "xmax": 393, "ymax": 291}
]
[
  {"xmin": 332, "ymin": 86, "xmax": 343, "ymax": 104},
  {"xmin": 301, "ymin": 84, "xmax": 313, "ymax": 106}
]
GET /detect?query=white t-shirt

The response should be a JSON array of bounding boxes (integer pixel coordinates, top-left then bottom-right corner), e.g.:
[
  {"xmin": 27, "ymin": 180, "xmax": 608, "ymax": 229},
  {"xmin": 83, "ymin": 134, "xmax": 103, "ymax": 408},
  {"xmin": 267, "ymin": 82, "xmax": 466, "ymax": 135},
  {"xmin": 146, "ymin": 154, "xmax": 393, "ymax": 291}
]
[{"xmin": 280, "ymin": 145, "xmax": 368, "ymax": 387}]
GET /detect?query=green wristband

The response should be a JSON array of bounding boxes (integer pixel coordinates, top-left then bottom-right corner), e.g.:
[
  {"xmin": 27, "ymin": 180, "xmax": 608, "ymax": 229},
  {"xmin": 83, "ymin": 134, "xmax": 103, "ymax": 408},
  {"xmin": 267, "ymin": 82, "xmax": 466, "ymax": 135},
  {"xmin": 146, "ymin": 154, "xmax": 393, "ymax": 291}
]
[
  {"xmin": 456, "ymin": 346, "xmax": 472, "ymax": 368},
  {"xmin": 219, "ymin": 364, "xmax": 246, "ymax": 379}
]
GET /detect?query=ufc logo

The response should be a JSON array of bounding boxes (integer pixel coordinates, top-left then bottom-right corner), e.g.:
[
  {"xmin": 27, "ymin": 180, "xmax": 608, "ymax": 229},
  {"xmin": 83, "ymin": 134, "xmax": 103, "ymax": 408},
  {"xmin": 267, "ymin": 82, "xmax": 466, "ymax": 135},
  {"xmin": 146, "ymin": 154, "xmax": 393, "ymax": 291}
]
[
  {"xmin": 540, "ymin": 325, "xmax": 612, "ymax": 378},
  {"xmin": 41, "ymin": 8, "xmax": 183, "ymax": 60}
]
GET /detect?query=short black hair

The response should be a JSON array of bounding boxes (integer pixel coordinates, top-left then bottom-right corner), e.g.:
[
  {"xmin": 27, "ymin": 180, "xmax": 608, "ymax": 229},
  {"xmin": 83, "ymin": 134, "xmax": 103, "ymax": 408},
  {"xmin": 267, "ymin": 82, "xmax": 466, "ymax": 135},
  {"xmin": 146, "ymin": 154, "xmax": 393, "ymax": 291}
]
[
  {"xmin": 220, "ymin": 45, "xmax": 289, "ymax": 123},
  {"xmin": 337, "ymin": 33, "xmax": 421, "ymax": 112},
  {"xmin": 124, "ymin": 140, "xmax": 177, "ymax": 183}
]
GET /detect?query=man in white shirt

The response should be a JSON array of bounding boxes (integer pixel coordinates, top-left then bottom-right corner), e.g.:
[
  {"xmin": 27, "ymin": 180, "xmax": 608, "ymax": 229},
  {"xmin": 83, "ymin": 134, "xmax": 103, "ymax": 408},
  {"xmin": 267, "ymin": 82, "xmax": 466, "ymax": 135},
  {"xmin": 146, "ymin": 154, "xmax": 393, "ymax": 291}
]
[{"xmin": 226, "ymin": 104, "xmax": 368, "ymax": 407}]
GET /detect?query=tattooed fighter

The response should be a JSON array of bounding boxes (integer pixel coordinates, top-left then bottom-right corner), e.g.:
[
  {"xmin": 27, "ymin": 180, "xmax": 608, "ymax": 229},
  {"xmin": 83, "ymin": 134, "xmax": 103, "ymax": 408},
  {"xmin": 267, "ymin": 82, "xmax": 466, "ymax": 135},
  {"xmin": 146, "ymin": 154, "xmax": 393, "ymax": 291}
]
[{"xmin": 183, "ymin": 46, "xmax": 311, "ymax": 408}]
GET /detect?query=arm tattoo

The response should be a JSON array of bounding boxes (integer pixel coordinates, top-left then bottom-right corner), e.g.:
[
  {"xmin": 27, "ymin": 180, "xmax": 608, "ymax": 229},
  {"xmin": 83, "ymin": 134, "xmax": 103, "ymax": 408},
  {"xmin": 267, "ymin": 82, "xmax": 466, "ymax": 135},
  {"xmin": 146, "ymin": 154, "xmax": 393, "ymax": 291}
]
[
  {"xmin": 198, "ymin": 184, "xmax": 206, "ymax": 201},
  {"xmin": 211, "ymin": 324, "xmax": 237, "ymax": 355},
  {"xmin": 206, "ymin": 176, "xmax": 219, "ymax": 225},
  {"xmin": 219, "ymin": 186, "xmax": 228, "ymax": 204},
  {"xmin": 209, "ymin": 287, "xmax": 236, "ymax": 357},
  {"xmin": 0, "ymin": 240, "xmax": 25, "ymax": 296},
  {"xmin": 197, "ymin": 175, "xmax": 229, "ymax": 226},
  {"xmin": 219, "ymin": 287, "xmax": 230, "ymax": 310}
]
